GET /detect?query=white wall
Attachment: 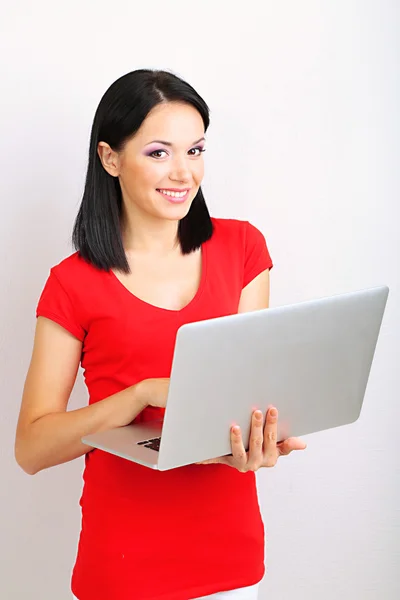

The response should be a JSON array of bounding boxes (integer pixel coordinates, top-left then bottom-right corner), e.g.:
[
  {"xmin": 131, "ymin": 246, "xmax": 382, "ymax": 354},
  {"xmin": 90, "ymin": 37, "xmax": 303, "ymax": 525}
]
[{"xmin": 1, "ymin": 1, "xmax": 399, "ymax": 598}]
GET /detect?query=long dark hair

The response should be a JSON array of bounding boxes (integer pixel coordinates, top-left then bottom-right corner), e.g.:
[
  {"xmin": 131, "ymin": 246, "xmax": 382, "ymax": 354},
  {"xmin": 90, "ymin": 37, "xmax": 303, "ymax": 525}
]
[{"xmin": 72, "ymin": 69, "xmax": 213, "ymax": 273}]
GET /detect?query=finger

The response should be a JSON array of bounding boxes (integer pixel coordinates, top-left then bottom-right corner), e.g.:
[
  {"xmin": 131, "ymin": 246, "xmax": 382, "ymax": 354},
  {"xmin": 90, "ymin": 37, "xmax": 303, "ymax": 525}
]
[
  {"xmin": 230, "ymin": 425, "xmax": 247, "ymax": 470},
  {"xmin": 263, "ymin": 406, "xmax": 278, "ymax": 466},
  {"xmin": 196, "ymin": 457, "xmax": 224, "ymax": 465},
  {"xmin": 264, "ymin": 407, "xmax": 278, "ymax": 444},
  {"xmin": 277, "ymin": 437, "xmax": 307, "ymax": 456},
  {"xmin": 247, "ymin": 410, "xmax": 264, "ymax": 471}
]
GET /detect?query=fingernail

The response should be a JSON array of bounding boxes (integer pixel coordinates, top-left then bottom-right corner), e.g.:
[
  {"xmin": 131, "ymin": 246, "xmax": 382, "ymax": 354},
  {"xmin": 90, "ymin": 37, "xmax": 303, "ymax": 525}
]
[
  {"xmin": 232, "ymin": 426, "xmax": 241, "ymax": 435},
  {"xmin": 254, "ymin": 411, "xmax": 263, "ymax": 420},
  {"xmin": 270, "ymin": 408, "xmax": 277, "ymax": 417}
]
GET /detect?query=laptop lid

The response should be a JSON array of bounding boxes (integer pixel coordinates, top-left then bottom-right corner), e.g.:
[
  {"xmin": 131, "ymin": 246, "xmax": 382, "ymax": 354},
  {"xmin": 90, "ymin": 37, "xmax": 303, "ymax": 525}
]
[{"xmin": 157, "ymin": 285, "xmax": 388, "ymax": 470}]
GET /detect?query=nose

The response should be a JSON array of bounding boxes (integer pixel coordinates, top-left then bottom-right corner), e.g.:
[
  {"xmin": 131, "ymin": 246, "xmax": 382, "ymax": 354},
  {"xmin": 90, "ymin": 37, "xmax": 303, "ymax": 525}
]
[{"xmin": 169, "ymin": 154, "xmax": 192, "ymax": 183}]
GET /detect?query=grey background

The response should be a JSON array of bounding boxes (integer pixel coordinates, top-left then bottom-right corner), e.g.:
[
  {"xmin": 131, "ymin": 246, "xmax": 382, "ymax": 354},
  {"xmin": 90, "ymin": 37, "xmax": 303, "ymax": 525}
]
[{"xmin": 0, "ymin": 1, "xmax": 399, "ymax": 598}]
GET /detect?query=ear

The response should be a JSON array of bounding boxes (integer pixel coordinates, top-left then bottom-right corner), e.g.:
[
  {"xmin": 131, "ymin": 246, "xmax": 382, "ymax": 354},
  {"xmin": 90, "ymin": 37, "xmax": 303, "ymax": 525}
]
[{"xmin": 97, "ymin": 141, "xmax": 120, "ymax": 177}]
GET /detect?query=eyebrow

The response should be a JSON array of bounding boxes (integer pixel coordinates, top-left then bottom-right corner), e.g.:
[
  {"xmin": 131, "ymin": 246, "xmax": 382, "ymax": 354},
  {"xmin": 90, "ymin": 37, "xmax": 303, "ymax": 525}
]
[{"xmin": 144, "ymin": 137, "xmax": 206, "ymax": 147}]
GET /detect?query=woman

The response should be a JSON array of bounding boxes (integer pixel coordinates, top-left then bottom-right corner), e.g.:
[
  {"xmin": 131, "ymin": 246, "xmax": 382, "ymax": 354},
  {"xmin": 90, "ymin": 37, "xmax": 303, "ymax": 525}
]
[{"xmin": 15, "ymin": 69, "xmax": 306, "ymax": 600}]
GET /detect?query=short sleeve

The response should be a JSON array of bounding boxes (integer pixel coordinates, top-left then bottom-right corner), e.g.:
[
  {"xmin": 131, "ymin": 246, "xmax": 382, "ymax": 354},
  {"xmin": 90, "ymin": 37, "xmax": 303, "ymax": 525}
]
[
  {"xmin": 36, "ymin": 269, "xmax": 86, "ymax": 341},
  {"xmin": 243, "ymin": 221, "xmax": 273, "ymax": 288}
]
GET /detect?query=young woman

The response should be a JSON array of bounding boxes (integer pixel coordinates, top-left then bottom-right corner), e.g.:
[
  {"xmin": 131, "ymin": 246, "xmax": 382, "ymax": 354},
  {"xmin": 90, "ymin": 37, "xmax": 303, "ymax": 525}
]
[{"xmin": 15, "ymin": 69, "xmax": 306, "ymax": 600}]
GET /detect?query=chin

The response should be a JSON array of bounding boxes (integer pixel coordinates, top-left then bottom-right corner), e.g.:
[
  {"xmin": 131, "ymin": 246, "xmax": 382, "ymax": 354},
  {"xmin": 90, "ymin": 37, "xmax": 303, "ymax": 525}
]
[{"xmin": 159, "ymin": 201, "xmax": 193, "ymax": 221}]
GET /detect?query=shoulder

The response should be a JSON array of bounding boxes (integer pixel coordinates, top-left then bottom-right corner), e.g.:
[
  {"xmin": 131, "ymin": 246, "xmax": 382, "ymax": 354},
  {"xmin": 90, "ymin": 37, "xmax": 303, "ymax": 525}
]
[
  {"xmin": 210, "ymin": 217, "xmax": 246, "ymax": 244},
  {"xmin": 210, "ymin": 216, "xmax": 246, "ymax": 235},
  {"xmin": 51, "ymin": 251, "xmax": 92, "ymax": 273},
  {"xmin": 209, "ymin": 217, "xmax": 273, "ymax": 287},
  {"xmin": 209, "ymin": 217, "xmax": 267, "ymax": 249},
  {"xmin": 37, "ymin": 252, "xmax": 104, "ymax": 337},
  {"xmin": 42, "ymin": 252, "xmax": 104, "ymax": 309},
  {"xmin": 50, "ymin": 251, "xmax": 100, "ymax": 287}
]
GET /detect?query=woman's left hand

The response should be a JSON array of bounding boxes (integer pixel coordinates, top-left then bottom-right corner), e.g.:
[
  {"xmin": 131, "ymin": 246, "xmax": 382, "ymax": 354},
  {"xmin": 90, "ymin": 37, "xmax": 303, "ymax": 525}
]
[{"xmin": 196, "ymin": 407, "xmax": 307, "ymax": 472}]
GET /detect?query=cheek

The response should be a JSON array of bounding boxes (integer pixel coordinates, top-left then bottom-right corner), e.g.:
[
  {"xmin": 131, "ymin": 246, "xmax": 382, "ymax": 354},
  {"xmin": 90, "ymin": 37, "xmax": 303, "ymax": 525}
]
[
  {"xmin": 122, "ymin": 157, "xmax": 166, "ymax": 188},
  {"xmin": 140, "ymin": 161, "xmax": 169, "ymax": 186},
  {"xmin": 192, "ymin": 161, "xmax": 204, "ymax": 182}
]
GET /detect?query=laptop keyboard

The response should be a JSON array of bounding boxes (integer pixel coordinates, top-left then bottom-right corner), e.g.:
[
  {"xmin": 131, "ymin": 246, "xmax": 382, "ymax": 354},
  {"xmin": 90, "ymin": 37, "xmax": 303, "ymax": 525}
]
[{"xmin": 137, "ymin": 437, "xmax": 161, "ymax": 452}]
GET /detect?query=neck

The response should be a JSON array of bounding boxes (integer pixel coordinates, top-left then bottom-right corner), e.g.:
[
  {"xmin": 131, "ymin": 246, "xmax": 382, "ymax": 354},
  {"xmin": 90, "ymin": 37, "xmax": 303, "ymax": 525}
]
[{"xmin": 120, "ymin": 203, "xmax": 180, "ymax": 255}]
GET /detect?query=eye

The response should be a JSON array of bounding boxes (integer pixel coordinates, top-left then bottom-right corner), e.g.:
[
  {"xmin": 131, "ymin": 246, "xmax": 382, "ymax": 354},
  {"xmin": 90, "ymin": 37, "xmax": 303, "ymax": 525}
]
[
  {"xmin": 188, "ymin": 147, "xmax": 206, "ymax": 157},
  {"xmin": 149, "ymin": 149, "xmax": 168, "ymax": 159}
]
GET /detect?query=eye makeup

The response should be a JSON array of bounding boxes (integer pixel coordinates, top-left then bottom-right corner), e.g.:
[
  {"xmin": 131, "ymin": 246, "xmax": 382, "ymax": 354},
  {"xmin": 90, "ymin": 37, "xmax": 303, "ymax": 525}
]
[
  {"xmin": 143, "ymin": 136, "xmax": 206, "ymax": 157},
  {"xmin": 144, "ymin": 144, "xmax": 206, "ymax": 158}
]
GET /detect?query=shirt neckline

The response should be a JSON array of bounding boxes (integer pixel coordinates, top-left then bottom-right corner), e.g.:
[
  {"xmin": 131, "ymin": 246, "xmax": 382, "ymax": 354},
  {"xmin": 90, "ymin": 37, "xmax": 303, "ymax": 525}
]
[{"xmin": 107, "ymin": 243, "xmax": 208, "ymax": 314}]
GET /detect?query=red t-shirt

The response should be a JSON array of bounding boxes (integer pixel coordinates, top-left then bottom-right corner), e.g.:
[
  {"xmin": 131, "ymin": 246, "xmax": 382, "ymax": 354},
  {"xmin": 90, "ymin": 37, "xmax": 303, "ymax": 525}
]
[{"xmin": 36, "ymin": 217, "xmax": 273, "ymax": 600}]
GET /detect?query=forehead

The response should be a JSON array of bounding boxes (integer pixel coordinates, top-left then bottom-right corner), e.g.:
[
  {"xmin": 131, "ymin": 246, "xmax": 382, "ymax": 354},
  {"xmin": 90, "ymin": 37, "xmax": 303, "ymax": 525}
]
[{"xmin": 135, "ymin": 102, "xmax": 204, "ymax": 144}]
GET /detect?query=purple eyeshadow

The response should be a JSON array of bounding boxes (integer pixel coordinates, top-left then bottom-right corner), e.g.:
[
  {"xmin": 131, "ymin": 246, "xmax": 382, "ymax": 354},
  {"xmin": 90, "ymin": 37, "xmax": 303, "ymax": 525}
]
[
  {"xmin": 144, "ymin": 144, "xmax": 164, "ymax": 155},
  {"xmin": 144, "ymin": 142, "xmax": 205, "ymax": 156}
]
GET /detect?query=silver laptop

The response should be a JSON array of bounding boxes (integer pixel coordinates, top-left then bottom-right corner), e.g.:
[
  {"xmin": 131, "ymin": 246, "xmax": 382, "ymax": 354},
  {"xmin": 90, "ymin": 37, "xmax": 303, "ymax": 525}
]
[{"xmin": 82, "ymin": 285, "xmax": 388, "ymax": 471}]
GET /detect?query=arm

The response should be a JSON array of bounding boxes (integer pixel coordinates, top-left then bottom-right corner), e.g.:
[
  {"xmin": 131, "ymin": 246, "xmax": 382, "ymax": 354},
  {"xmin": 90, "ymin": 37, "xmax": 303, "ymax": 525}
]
[
  {"xmin": 238, "ymin": 268, "xmax": 270, "ymax": 313},
  {"xmin": 15, "ymin": 317, "xmax": 158, "ymax": 475}
]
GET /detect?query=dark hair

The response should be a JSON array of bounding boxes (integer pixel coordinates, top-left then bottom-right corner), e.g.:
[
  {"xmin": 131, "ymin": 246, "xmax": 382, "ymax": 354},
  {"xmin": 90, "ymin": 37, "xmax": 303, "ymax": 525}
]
[{"xmin": 72, "ymin": 69, "xmax": 213, "ymax": 272}]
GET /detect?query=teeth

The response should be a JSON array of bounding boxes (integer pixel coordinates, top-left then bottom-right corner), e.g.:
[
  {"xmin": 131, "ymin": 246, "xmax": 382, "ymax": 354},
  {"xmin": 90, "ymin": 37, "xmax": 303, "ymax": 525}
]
[{"xmin": 158, "ymin": 189, "xmax": 187, "ymax": 198}]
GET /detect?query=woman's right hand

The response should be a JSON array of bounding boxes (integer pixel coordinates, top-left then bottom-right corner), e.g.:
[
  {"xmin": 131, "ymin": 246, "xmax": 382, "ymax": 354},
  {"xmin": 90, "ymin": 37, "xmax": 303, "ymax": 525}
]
[
  {"xmin": 134, "ymin": 378, "xmax": 170, "ymax": 409},
  {"xmin": 16, "ymin": 318, "xmax": 171, "ymax": 474}
]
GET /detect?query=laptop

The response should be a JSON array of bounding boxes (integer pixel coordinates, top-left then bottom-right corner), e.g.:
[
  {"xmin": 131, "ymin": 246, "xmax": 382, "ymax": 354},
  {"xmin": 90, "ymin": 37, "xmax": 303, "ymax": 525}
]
[{"xmin": 82, "ymin": 285, "xmax": 389, "ymax": 471}]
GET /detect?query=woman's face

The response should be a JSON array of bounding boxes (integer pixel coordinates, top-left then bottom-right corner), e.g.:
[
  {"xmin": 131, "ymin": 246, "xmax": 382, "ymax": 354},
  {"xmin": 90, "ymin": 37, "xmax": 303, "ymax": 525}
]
[{"xmin": 98, "ymin": 101, "xmax": 206, "ymax": 223}]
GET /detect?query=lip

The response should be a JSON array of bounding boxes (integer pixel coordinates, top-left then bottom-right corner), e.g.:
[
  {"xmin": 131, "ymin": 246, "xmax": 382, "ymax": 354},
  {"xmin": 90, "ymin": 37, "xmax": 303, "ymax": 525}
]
[
  {"xmin": 157, "ymin": 187, "xmax": 191, "ymax": 192},
  {"xmin": 156, "ymin": 189, "xmax": 190, "ymax": 204}
]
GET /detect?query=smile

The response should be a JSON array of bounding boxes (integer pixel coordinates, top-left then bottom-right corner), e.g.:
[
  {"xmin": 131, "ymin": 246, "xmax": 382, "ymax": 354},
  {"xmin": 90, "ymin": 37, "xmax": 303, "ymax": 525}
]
[
  {"xmin": 157, "ymin": 189, "xmax": 189, "ymax": 198},
  {"xmin": 156, "ymin": 189, "xmax": 190, "ymax": 203}
]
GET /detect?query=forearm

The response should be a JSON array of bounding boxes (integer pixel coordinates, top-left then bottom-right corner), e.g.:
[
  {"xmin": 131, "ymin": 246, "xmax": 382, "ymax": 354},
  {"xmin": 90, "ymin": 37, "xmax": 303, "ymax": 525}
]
[{"xmin": 15, "ymin": 385, "xmax": 146, "ymax": 475}]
